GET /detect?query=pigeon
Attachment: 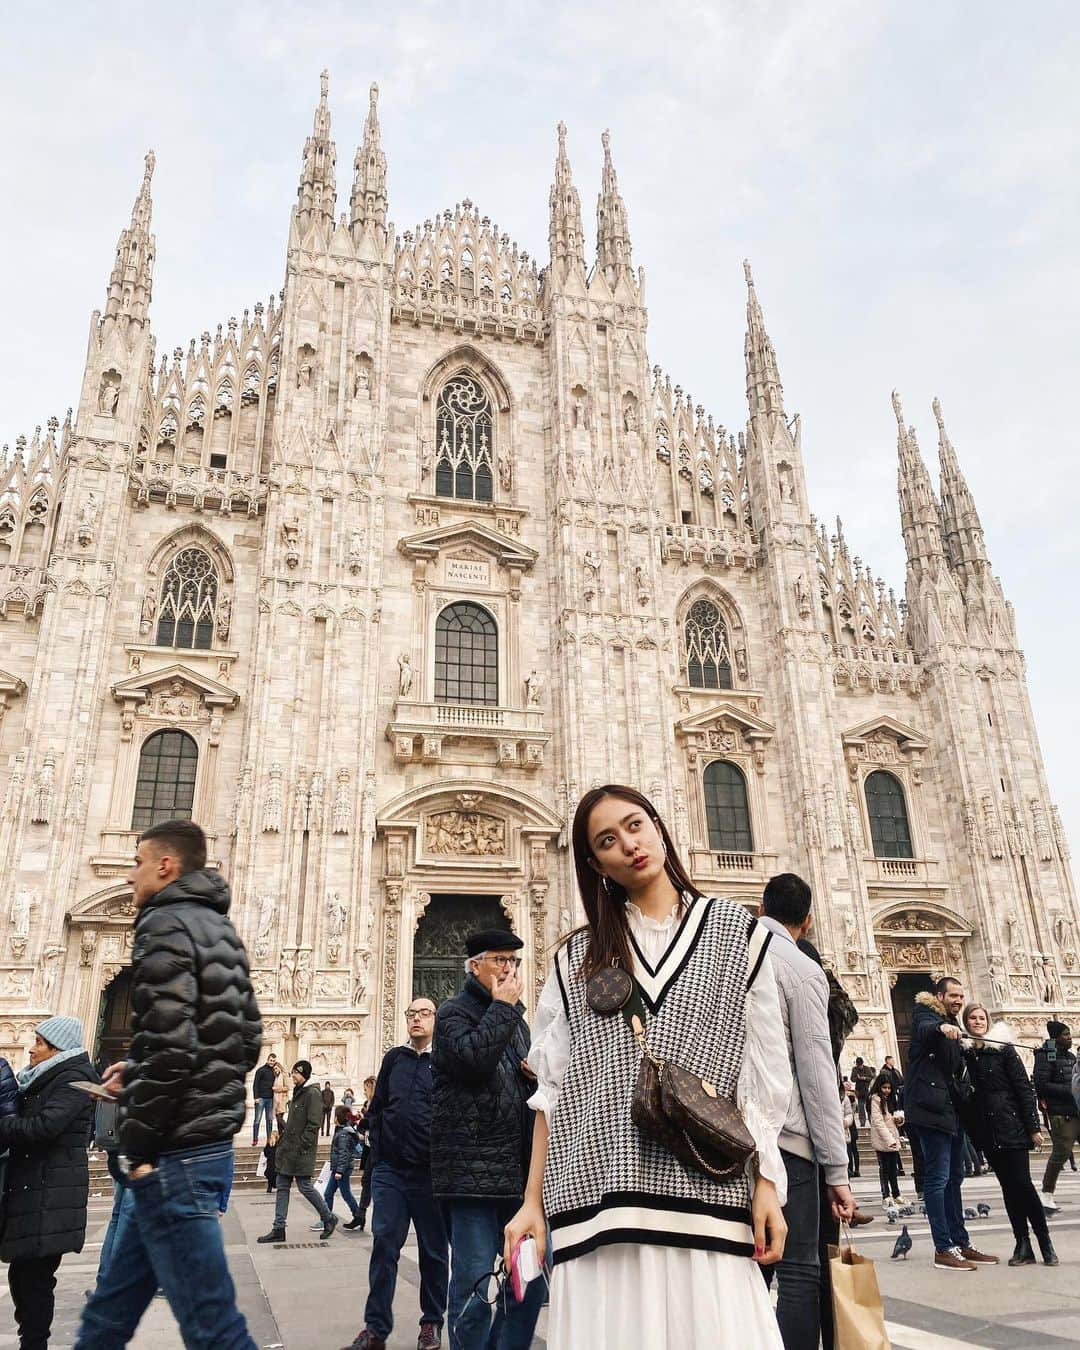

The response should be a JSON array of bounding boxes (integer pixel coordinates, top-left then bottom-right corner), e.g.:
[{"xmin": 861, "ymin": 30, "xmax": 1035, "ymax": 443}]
[
  {"xmin": 977, "ymin": 1203, "xmax": 991, "ymax": 1218},
  {"xmin": 891, "ymin": 1225, "xmax": 913, "ymax": 1260},
  {"xmin": 898, "ymin": 1205, "xmax": 916, "ymax": 1217},
  {"xmin": 963, "ymin": 1207, "xmax": 977, "ymax": 1221},
  {"xmin": 918, "ymin": 1204, "xmax": 926, "ymax": 1215}
]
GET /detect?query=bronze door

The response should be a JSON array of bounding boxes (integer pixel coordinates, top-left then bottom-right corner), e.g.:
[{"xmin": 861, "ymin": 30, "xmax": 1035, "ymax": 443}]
[
  {"xmin": 890, "ymin": 971, "xmax": 936, "ymax": 1071},
  {"xmin": 413, "ymin": 894, "xmax": 511, "ymax": 1006}
]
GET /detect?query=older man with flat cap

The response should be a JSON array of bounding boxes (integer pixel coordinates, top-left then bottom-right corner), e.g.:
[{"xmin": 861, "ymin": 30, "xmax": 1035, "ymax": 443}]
[{"xmin": 431, "ymin": 928, "xmax": 543, "ymax": 1350}]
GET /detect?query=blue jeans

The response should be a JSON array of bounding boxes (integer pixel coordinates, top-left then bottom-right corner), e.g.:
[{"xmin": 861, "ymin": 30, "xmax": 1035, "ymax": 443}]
[
  {"xmin": 252, "ymin": 1097, "xmax": 274, "ymax": 1142},
  {"xmin": 324, "ymin": 1167, "xmax": 360, "ymax": 1217},
  {"xmin": 446, "ymin": 1197, "xmax": 545, "ymax": 1350},
  {"xmin": 764, "ymin": 1151, "xmax": 821, "ymax": 1350},
  {"xmin": 97, "ymin": 1181, "xmax": 134, "ymax": 1281},
  {"xmin": 75, "ymin": 1142, "xmax": 254, "ymax": 1350},
  {"xmin": 365, "ymin": 1163, "xmax": 449, "ymax": 1339},
  {"xmin": 913, "ymin": 1125, "xmax": 970, "ymax": 1253}
]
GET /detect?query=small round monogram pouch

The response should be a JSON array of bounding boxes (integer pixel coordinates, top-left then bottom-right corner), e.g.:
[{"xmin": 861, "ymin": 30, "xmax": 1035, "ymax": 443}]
[{"xmin": 586, "ymin": 965, "xmax": 634, "ymax": 1016}]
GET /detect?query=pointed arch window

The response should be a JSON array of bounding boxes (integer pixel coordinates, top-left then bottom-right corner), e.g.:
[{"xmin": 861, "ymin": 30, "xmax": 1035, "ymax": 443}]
[
  {"xmin": 703, "ymin": 761, "xmax": 753, "ymax": 853},
  {"xmin": 685, "ymin": 598, "xmax": 732, "ymax": 689},
  {"xmin": 434, "ymin": 602, "xmax": 498, "ymax": 705},
  {"xmin": 156, "ymin": 547, "xmax": 218, "ymax": 650},
  {"xmin": 435, "ymin": 376, "xmax": 494, "ymax": 502},
  {"xmin": 131, "ymin": 729, "xmax": 198, "ymax": 830},
  {"xmin": 864, "ymin": 770, "xmax": 914, "ymax": 859}
]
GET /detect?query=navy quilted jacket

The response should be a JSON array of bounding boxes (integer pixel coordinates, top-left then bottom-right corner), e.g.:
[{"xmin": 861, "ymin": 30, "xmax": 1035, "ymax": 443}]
[
  {"xmin": 430, "ymin": 974, "xmax": 533, "ymax": 1200},
  {"xmin": 120, "ymin": 869, "xmax": 262, "ymax": 1164},
  {"xmin": 0, "ymin": 1056, "xmax": 17, "ymax": 1117}
]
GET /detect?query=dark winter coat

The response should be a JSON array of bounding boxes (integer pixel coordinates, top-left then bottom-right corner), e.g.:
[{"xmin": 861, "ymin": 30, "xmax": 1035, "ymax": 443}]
[
  {"xmin": 119, "ymin": 869, "xmax": 263, "ymax": 1165},
  {"xmin": 904, "ymin": 992, "xmax": 964, "ymax": 1135},
  {"xmin": 963, "ymin": 1029, "xmax": 1040, "ymax": 1153},
  {"xmin": 322, "ymin": 1086, "xmax": 335, "ymax": 1110},
  {"xmin": 329, "ymin": 1122, "xmax": 360, "ymax": 1175},
  {"xmin": 430, "ymin": 973, "xmax": 533, "ymax": 1200},
  {"xmin": 1033, "ymin": 1041, "xmax": 1078, "ymax": 1119},
  {"xmin": 0, "ymin": 1056, "xmax": 18, "ymax": 1117},
  {"xmin": 0, "ymin": 1052, "xmax": 97, "ymax": 1261},
  {"xmin": 253, "ymin": 1063, "xmax": 277, "ymax": 1099},
  {"xmin": 368, "ymin": 1046, "xmax": 436, "ymax": 1171},
  {"xmin": 276, "ymin": 1081, "xmax": 323, "ymax": 1176}
]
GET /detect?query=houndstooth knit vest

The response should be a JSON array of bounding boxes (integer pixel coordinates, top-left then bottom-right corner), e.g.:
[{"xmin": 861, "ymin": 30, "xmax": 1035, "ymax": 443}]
[{"xmin": 543, "ymin": 896, "xmax": 771, "ymax": 1266}]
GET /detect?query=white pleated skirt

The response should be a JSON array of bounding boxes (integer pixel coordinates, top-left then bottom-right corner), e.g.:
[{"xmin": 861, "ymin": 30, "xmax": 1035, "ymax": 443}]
[{"xmin": 546, "ymin": 1244, "xmax": 783, "ymax": 1349}]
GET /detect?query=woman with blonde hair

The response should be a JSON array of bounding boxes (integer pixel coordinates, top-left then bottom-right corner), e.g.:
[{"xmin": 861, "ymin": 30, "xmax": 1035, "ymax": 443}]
[{"xmin": 504, "ymin": 785, "xmax": 791, "ymax": 1349}]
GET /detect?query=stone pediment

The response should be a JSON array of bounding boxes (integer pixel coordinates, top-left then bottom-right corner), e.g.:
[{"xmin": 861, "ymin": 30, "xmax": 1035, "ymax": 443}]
[
  {"xmin": 675, "ymin": 701, "xmax": 775, "ymax": 745},
  {"xmin": 397, "ymin": 521, "xmax": 537, "ymax": 570},
  {"xmin": 112, "ymin": 663, "xmax": 239, "ymax": 711},
  {"xmin": 841, "ymin": 715, "xmax": 929, "ymax": 752},
  {"xmin": 69, "ymin": 887, "xmax": 137, "ymax": 923},
  {"xmin": 0, "ymin": 668, "xmax": 27, "ymax": 701}
]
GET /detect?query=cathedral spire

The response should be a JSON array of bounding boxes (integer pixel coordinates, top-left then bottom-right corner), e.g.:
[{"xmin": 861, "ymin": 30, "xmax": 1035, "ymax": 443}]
[
  {"xmin": 103, "ymin": 150, "xmax": 155, "ymax": 329},
  {"xmin": 743, "ymin": 260, "xmax": 784, "ymax": 419},
  {"xmin": 350, "ymin": 81, "xmax": 388, "ymax": 243},
  {"xmin": 934, "ymin": 395, "xmax": 988, "ymax": 570},
  {"xmin": 296, "ymin": 69, "xmax": 337, "ymax": 235},
  {"xmin": 548, "ymin": 121, "xmax": 585, "ymax": 286},
  {"xmin": 894, "ymin": 390, "xmax": 946, "ymax": 572},
  {"xmin": 595, "ymin": 129, "xmax": 632, "ymax": 281}
]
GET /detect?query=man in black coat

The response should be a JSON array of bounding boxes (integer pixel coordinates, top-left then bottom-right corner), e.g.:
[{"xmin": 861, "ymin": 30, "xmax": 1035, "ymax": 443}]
[
  {"xmin": 76, "ymin": 819, "xmax": 261, "ymax": 1350},
  {"xmin": 431, "ymin": 929, "xmax": 543, "ymax": 1350},
  {"xmin": 251, "ymin": 1052, "xmax": 279, "ymax": 1146},
  {"xmin": 905, "ymin": 976, "xmax": 997, "ymax": 1271},
  {"xmin": 0, "ymin": 1015, "xmax": 97, "ymax": 1350},
  {"xmin": 341, "ymin": 996, "xmax": 449, "ymax": 1350},
  {"xmin": 1033, "ymin": 1019, "xmax": 1079, "ymax": 1212}
]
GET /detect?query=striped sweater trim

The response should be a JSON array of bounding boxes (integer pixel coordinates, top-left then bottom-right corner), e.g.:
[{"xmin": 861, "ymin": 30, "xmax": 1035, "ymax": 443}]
[{"xmin": 548, "ymin": 1190, "xmax": 754, "ymax": 1265}]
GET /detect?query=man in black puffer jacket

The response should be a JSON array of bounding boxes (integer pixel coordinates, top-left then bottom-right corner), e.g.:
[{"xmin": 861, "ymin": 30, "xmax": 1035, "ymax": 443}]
[
  {"xmin": 1033, "ymin": 1019, "xmax": 1078, "ymax": 1212},
  {"xmin": 432, "ymin": 928, "xmax": 543, "ymax": 1350},
  {"xmin": 76, "ymin": 819, "xmax": 261, "ymax": 1350}
]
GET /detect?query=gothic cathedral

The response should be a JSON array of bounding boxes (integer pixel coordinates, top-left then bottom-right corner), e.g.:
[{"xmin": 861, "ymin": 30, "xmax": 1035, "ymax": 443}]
[{"xmin": 0, "ymin": 76, "xmax": 1075, "ymax": 1079}]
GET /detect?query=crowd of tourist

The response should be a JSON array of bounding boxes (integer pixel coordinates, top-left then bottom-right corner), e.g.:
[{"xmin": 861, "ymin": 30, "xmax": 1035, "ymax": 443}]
[{"xmin": 0, "ymin": 798, "xmax": 1076, "ymax": 1349}]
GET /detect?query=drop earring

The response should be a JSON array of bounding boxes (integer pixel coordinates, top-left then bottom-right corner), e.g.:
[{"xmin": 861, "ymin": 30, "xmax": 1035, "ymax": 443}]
[{"xmin": 601, "ymin": 875, "xmax": 613, "ymax": 896}]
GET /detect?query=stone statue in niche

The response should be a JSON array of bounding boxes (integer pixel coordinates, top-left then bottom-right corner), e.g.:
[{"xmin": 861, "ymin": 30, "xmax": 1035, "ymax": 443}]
[
  {"xmin": 347, "ymin": 530, "xmax": 363, "ymax": 575},
  {"xmin": 498, "ymin": 449, "xmax": 513, "ymax": 492},
  {"xmin": 582, "ymin": 550, "xmax": 600, "ymax": 599},
  {"xmin": 292, "ymin": 950, "xmax": 312, "ymax": 1005},
  {"xmin": 254, "ymin": 892, "xmax": 276, "ymax": 962},
  {"xmin": 354, "ymin": 356, "xmax": 372, "ymax": 399},
  {"xmin": 633, "ymin": 565, "xmax": 650, "ymax": 606},
  {"xmin": 778, "ymin": 463, "xmax": 796, "ymax": 504},
  {"xmin": 571, "ymin": 387, "xmax": 589, "ymax": 429},
  {"xmin": 622, "ymin": 400, "xmax": 638, "ymax": 433},
  {"xmin": 325, "ymin": 892, "xmax": 348, "ymax": 964},
  {"xmin": 79, "ymin": 929, "xmax": 97, "ymax": 968},
  {"xmin": 40, "ymin": 945, "xmax": 62, "ymax": 1005},
  {"xmin": 397, "ymin": 653, "xmax": 414, "ymax": 697},
  {"xmin": 297, "ymin": 362, "xmax": 313, "ymax": 389},
  {"xmin": 9, "ymin": 889, "xmax": 34, "ymax": 958},
  {"xmin": 733, "ymin": 633, "xmax": 748, "ymax": 682},
  {"xmin": 76, "ymin": 493, "xmax": 98, "ymax": 548},
  {"xmin": 140, "ymin": 588, "xmax": 157, "ymax": 635},
  {"xmin": 988, "ymin": 963, "xmax": 1008, "ymax": 1007},
  {"xmin": 216, "ymin": 594, "xmax": 231, "ymax": 642},
  {"xmin": 98, "ymin": 373, "xmax": 120, "ymax": 416},
  {"xmin": 282, "ymin": 517, "xmax": 301, "ymax": 569},
  {"xmin": 794, "ymin": 573, "xmax": 812, "ymax": 618},
  {"xmin": 277, "ymin": 951, "xmax": 294, "ymax": 1004},
  {"xmin": 352, "ymin": 950, "xmax": 370, "ymax": 1006},
  {"xmin": 524, "ymin": 671, "xmax": 543, "ymax": 706}
]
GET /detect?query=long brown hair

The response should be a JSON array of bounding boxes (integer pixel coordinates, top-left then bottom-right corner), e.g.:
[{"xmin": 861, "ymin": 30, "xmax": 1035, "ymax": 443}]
[{"xmin": 568, "ymin": 784, "xmax": 703, "ymax": 979}]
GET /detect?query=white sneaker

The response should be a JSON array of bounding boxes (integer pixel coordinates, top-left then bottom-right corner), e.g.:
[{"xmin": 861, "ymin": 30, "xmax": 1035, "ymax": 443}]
[
  {"xmin": 309, "ymin": 1221, "xmax": 324, "ymax": 1230},
  {"xmin": 1041, "ymin": 1192, "xmax": 1059, "ymax": 1212}
]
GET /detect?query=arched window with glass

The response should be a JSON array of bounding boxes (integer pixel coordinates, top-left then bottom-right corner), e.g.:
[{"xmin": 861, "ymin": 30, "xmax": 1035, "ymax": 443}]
[
  {"xmin": 156, "ymin": 547, "xmax": 218, "ymax": 649},
  {"xmin": 685, "ymin": 598, "xmax": 733, "ymax": 689},
  {"xmin": 864, "ymin": 770, "xmax": 914, "ymax": 859},
  {"xmin": 131, "ymin": 730, "xmax": 198, "ymax": 830},
  {"xmin": 434, "ymin": 375, "xmax": 494, "ymax": 502},
  {"xmin": 434, "ymin": 602, "xmax": 498, "ymax": 705},
  {"xmin": 703, "ymin": 761, "xmax": 753, "ymax": 853}
]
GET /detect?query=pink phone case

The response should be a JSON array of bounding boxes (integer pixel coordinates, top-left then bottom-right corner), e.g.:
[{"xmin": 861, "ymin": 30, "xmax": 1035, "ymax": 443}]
[{"xmin": 509, "ymin": 1236, "xmax": 535, "ymax": 1302}]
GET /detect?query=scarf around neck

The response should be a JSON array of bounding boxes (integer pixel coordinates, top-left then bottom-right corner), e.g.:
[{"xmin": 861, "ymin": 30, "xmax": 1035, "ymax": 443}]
[{"xmin": 17, "ymin": 1045, "xmax": 86, "ymax": 1091}]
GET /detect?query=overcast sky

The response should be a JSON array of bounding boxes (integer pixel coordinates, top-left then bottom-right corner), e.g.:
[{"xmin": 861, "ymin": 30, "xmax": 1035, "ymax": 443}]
[{"xmin": 1, "ymin": 2, "xmax": 1077, "ymax": 849}]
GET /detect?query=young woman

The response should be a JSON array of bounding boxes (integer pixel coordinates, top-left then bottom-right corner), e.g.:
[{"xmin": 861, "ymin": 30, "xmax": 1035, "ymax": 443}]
[
  {"xmin": 504, "ymin": 785, "xmax": 790, "ymax": 1349},
  {"xmin": 869, "ymin": 1078, "xmax": 903, "ymax": 1205},
  {"xmin": 962, "ymin": 1004, "xmax": 1057, "ymax": 1266},
  {"xmin": 841, "ymin": 1080, "xmax": 860, "ymax": 1178},
  {"xmin": 272, "ymin": 1061, "xmax": 288, "ymax": 1133}
]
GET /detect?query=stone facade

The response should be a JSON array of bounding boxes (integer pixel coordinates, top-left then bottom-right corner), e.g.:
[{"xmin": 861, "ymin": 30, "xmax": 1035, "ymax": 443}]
[{"xmin": 0, "ymin": 78, "xmax": 1075, "ymax": 1081}]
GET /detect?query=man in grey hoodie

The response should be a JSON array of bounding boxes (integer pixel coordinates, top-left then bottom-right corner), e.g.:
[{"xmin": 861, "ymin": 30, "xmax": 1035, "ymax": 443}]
[{"xmin": 759, "ymin": 873, "xmax": 855, "ymax": 1350}]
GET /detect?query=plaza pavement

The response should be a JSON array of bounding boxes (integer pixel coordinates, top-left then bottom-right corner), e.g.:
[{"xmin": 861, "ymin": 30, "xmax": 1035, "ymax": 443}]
[{"xmin": 8, "ymin": 1164, "xmax": 1080, "ymax": 1348}]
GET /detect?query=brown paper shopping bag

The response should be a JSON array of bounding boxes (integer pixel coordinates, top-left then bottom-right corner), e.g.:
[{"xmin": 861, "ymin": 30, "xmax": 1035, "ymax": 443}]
[{"xmin": 828, "ymin": 1226, "xmax": 891, "ymax": 1350}]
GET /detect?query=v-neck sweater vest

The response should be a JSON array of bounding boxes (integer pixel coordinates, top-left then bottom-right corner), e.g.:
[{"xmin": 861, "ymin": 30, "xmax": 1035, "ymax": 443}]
[{"xmin": 543, "ymin": 896, "xmax": 771, "ymax": 1265}]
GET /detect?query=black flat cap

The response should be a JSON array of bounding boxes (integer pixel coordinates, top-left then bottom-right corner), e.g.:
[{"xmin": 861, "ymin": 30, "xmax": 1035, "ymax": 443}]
[{"xmin": 465, "ymin": 929, "xmax": 524, "ymax": 957}]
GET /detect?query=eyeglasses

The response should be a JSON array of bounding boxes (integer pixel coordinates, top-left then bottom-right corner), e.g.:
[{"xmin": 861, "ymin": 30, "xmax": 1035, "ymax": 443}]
[
  {"xmin": 404, "ymin": 1009, "xmax": 435, "ymax": 1020},
  {"xmin": 486, "ymin": 955, "xmax": 522, "ymax": 970}
]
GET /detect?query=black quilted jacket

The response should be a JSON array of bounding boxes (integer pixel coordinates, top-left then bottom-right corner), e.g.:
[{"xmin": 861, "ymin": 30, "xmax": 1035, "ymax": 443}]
[
  {"xmin": 120, "ymin": 869, "xmax": 262, "ymax": 1164},
  {"xmin": 0, "ymin": 1052, "xmax": 96, "ymax": 1261},
  {"xmin": 430, "ymin": 974, "xmax": 533, "ymax": 1200}
]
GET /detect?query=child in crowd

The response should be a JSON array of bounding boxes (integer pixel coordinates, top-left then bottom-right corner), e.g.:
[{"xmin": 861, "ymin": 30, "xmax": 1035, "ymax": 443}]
[{"xmin": 263, "ymin": 1130, "xmax": 278, "ymax": 1194}]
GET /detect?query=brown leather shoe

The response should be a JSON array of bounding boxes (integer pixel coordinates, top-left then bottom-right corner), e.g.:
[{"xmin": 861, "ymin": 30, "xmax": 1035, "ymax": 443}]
[
  {"xmin": 959, "ymin": 1245, "xmax": 999, "ymax": 1265},
  {"xmin": 850, "ymin": 1209, "xmax": 875, "ymax": 1227},
  {"xmin": 417, "ymin": 1324, "xmax": 442, "ymax": 1350},
  {"xmin": 342, "ymin": 1331, "xmax": 386, "ymax": 1350},
  {"xmin": 933, "ymin": 1247, "xmax": 977, "ymax": 1271}
]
